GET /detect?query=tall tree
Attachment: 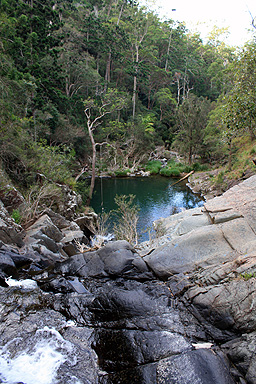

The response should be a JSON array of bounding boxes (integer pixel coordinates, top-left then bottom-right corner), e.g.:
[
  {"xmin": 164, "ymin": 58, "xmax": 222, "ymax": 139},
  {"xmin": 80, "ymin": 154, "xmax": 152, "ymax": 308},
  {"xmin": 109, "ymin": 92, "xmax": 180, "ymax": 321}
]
[{"xmin": 83, "ymin": 89, "xmax": 126, "ymax": 202}]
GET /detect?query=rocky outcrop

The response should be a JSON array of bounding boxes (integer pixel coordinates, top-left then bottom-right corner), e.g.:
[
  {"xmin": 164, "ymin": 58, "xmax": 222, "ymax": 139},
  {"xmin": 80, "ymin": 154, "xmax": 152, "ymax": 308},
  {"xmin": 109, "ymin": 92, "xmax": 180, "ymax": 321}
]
[
  {"xmin": 138, "ymin": 174, "xmax": 256, "ymax": 383},
  {"xmin": 0, "ymin": 176, "xmax": 256, "ymax": 383}
]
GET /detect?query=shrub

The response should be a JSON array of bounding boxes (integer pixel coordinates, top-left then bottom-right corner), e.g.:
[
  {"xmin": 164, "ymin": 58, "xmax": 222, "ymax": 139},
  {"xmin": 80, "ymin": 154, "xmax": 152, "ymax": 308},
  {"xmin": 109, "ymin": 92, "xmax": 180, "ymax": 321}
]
[
  {"xmin": 160, "ymin": 167, "xmax": 180, "ymax": 177},
  {"xmin": 112, "ymin": 194, "xmax": 140, "ymax": 245},
  {"xmin": 75, "ymin": 179, "xmax": 90, "ymax": 205},
  {"xmin": 114, "ymin": 169, "xmax": 131, "ymax": 177},
  {"xmin": 11, "ymin": 209, "xmax": 21, "ymax": 224},
  {"xmin": 145, "ymin": 160, "xmax": 162, "ymax": 175}
]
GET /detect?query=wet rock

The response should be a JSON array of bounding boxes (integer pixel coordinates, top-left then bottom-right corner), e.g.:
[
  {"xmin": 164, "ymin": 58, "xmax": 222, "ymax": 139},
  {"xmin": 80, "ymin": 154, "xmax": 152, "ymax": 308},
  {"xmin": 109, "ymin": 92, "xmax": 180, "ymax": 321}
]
[
  {"xmin": 154, "ymin": 349, "xmax": 236, "ymax": 384},
  {"xmin": 92, "ymin": 328, "xmax": 191, "ymax": 371}
]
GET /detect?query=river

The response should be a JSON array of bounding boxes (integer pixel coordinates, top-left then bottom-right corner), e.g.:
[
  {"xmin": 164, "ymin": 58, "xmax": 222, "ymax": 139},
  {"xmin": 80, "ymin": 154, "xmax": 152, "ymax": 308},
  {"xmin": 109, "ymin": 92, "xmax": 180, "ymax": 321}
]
[{"xmin": 91, "ymin": 176, "xmax": 204, "ymax": 242}]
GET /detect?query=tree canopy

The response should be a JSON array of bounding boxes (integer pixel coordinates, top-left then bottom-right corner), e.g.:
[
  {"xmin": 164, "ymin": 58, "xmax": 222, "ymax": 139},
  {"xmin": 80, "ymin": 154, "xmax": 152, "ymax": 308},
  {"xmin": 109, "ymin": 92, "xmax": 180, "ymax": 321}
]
[{"xmin": 1, "ymin": 0, "xmax": 255, "ymax": 200}]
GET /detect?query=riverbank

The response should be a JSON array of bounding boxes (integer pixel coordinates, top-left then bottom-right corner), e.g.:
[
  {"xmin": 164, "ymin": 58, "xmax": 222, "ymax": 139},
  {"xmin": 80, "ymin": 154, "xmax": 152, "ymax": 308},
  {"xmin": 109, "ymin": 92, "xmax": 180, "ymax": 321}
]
[{"xmin": 0, "ymin": 176, "xmax": 256, "ymax": 383}]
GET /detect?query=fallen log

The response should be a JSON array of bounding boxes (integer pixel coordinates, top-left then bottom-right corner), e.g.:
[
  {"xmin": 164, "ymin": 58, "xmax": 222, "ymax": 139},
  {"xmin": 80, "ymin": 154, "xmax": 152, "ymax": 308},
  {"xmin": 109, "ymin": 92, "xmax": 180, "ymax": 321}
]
[{"xmin": 170, "ymin": 170, "xmax": 194, "ymax": 186}]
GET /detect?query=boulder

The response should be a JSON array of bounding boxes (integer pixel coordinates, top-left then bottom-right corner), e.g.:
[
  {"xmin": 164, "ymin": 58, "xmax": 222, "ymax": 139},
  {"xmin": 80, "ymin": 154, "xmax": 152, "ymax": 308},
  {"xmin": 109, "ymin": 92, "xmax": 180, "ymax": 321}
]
[
  {"xmin": 0, "ymin": 184, "xmax": 25, "ymax": 212},
  {"xmin": 25, "ymin": 214, "xmax": 63, "ymax": 243},
  {"xmin": 56, "ymin": 240, "xmax": 153, "ymax": 280},
  {"xmin": 0, "ymin": 201, "xmax": 25, "ymax": 247},
  {"xmin": 185, "ymin": 278, "xmax": 256, "ymax": 332},
  {"xmin": 222, "ymin": 332, "xmax": 256, "ymax": 384},
  {"xmin": 74, "ymin": 212, "xmax": 98, "ymax": 238},
  {"xmin": 143, "ymin": 225, "xmax": 235, "ymax": 278}
]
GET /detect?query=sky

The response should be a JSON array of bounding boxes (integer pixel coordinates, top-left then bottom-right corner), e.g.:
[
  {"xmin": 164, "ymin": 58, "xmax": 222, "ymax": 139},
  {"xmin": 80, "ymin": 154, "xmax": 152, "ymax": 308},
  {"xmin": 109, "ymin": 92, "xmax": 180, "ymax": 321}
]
[{"xmin": 140, "ymin": 0, "xmax": 256, "ymax": 46}]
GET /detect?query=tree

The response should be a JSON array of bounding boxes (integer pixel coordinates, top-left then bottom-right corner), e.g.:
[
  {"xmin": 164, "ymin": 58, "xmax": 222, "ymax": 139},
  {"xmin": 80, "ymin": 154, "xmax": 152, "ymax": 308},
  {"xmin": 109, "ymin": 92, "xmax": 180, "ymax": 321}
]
[
  {"xmin": 83, "ymin": 89, "xmax": 127, "ymax": 202},
  {"xmin": 173, "ymin": 94, "xmax": 213, "ymax": 164}
]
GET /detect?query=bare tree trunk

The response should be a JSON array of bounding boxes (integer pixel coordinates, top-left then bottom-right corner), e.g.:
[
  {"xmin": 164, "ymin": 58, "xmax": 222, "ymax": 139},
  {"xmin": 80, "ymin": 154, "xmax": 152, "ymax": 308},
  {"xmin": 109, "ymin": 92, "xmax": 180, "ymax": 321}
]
[
  {"xmin": 132, "ymin": 45, "xmax": 139, "ymax": 120},
  {"xmin": 117, "ymin": 0, "xmax": 126, "ymax": 25},
  {"xmin": 87, "ymin": 124, "xmax": 96, "ymax": 205},
  {"xmin": 165, "ymin": 31, "xmax": 172, "ymax": 72}
]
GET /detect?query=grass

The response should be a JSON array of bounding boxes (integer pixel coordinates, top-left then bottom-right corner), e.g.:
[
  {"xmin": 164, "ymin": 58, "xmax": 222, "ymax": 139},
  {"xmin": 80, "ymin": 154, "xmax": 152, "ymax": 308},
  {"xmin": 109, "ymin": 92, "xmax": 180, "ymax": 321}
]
[{"xmin": 240, "ymin": 271, "xmax": 256, "ymax": 281}]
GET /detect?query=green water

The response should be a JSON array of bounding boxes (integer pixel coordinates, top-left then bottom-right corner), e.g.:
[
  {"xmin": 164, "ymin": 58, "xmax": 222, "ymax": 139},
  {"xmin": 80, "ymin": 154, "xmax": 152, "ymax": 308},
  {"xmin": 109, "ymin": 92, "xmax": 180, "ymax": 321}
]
[{"xmin": 91, "ymin": 176, "xmax": 204, "ymax": 242}]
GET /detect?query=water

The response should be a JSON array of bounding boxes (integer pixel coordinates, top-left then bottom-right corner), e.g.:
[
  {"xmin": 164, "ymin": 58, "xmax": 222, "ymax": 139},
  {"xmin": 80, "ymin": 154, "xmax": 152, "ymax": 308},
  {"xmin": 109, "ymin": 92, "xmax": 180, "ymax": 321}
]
[
  {"xmin": 0, "ymin": 326, "xmax": 81, "ymax": 384},
  {"xmin": 91, "ymin": 176, "xmax": 204, "ymax": 242}
]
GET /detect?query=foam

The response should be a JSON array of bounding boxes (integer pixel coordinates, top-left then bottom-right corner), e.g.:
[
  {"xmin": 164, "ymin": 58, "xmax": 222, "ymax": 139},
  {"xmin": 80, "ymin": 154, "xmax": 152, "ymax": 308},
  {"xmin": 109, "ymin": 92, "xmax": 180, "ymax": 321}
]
[
  {"xmin": 0, "ymin": 326, "xmax": 82, "ymax": 384},
  {"xmin": 6, "ymin": 278, "xmax": 38, "ymax": 289}
]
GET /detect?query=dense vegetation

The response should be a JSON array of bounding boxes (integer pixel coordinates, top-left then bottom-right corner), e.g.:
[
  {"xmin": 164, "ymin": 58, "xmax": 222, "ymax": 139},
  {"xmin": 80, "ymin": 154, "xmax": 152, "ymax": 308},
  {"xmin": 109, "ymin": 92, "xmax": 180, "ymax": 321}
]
[{"xmin": 1, "ymin": 0, "xmax": 256, "ymax": 209}]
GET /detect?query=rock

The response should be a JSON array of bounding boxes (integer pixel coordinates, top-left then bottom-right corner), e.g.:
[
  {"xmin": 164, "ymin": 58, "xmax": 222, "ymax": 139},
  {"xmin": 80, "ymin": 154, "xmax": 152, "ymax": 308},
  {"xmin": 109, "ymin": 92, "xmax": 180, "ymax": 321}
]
[
  {"xmin": 58, "ymin": 185, "xmax": 83, "ymax": 220},
  {"xmin": 143, "ymin": 225, "xmax": 235, "ymax": 278},
  {"xmin": 74, "ymin": 212, "xmax": 98, "ymax": 238},
  {"xmin": 0, "ymin": 252, "xmax": 18, "ymax": 278},
  {"xmin": 25, "ymin": 214, "xmax": 63, "ymax": 243},
  {"xmin": 61, "ymin": 226, "xmax": 88, "ymax": 256},
  {"xmin": 0, "ymin": 201, "xmax": 25, "ymax": 247},
  {"xmin": 92, "ymin": 328, "xmax": 191, "ymax": 370},
  {"xmin": 42, "ymin": 208, "xmax": 72, "ymax": 229},
  {"xmin": 56, "ymin": 240, "xmax": 153, "ymax": 280},
  {"xmin": 222, "ymin": 332, "xmax": 256, "ymax": 384},
  {"xmin": 153, "ymin": 349, "xmax": 236, "ymax": 384},
  {"xmin": 1, "ymin": 176, "xmax": 256, "ymax": 383},
  {"xmin": 185, "ymin": 278, "xmax": 256, "ymax": 332},
  {"xmin": 0, "ymin": 184, "xmax": 25, "ymax": 212}
]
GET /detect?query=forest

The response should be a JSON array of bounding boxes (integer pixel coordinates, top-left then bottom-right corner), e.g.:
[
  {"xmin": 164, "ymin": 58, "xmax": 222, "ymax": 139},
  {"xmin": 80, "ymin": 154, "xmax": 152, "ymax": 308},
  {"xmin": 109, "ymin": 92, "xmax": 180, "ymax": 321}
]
[{"xmin": 1, "ymin": 0, "xmax": 256, "ymax": 212}]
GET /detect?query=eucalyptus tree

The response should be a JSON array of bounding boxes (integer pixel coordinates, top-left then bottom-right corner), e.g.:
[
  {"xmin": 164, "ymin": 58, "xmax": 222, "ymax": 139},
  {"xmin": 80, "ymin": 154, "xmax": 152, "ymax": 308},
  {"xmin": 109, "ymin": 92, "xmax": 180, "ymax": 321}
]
[{"xmin": 83, "ymin": 89, "xmax": 127, "ymax": 202}]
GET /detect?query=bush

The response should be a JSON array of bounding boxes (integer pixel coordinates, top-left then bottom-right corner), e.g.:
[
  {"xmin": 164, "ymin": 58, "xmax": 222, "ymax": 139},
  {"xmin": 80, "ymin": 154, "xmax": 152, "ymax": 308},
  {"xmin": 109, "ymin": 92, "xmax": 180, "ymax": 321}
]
[
  {"xmin": 113, "ymin": 194, "xmax": 140, "ymax": 245},
  {"xmin": 160, "ymin": 167, "xmax": 180, "ymax": 177},
  {"xmin": 11, "ymin": 209, "xmax": 21, "ymax": 224},
  {"xmin": 114, "ymin": 169, "xmax": 130, "ymax": 177},
  {"xmin": 145, "ymin": 160, "xmax": 162, "ymax": 175},
  {"xmin": 75, "ymin": 179, "xmax": 90, "ymax": 205}
]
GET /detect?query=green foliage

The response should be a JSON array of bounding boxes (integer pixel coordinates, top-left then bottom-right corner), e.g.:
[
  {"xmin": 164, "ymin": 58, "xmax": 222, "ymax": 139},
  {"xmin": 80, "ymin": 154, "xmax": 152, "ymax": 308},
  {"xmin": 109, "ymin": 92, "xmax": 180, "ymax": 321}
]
[
  {"xmin": 215, "ymin": 170, "xmax": 225, "ymax": 185},
  {"xmin": 75, "ymin": 179, "xmax": 90, "ymax": 205},
  {"xmin": 145, "ymin": 160, "xmax": 162, "ymax": 174},
  {"xmin": 240, "ymin": 271, "xmax": 256, "ymax": 281},
  {"xmin": 11, "ymin": 209, "xmax": 21, "ymax": 224},
  {"xmin": 114, "ymin": 169, "xmax": 131, "ymax": 177},
  {"xmin": 0, "ymin": 0, "xmax": 252, "ymax": 200},
  {"xmin": 160, "ymin": 166, "xmax": 180, "ymax": 177}
]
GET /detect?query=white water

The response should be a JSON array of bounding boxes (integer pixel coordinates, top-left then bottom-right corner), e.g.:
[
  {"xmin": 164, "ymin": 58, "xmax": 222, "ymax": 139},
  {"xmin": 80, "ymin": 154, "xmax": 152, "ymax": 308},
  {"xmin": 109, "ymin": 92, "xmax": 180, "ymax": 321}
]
[
  {"xmin": 6, "ymin": 278, "xmax": 38, "ymax": 289},
  {"xmin": 0, "ymin": 326, "xmax": 82, "ymax": 384}
]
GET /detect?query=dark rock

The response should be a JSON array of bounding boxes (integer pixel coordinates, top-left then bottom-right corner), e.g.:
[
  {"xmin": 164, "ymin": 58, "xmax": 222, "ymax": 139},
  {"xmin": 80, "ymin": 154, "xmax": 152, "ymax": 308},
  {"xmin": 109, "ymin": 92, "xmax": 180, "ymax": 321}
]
[
  {"xmin": 153, "ymin": 349, "xmax": 236, "ymax": 384},
  {"xmin": 0, "ymin": 252, "xmax": 18, "ymax": 278},
  {"xmin": 74, "ymin": 212, "xmax": 98, "ymax": 238},
  {"xmin": 56, "ymin": 240, "xmax": 153, "ymax": 280},
  {"xmin": 185, "ymin": 279, "xmax": 256, "ymax": 332},
  {"xmin": 0, "ymin": 202, "xmax": 24, "ymax": 247},
  {"xmin": 0, "ymin": 185, "xmax": 24, "ymax": 212},
  {"xmin": 222, "ymin": 332, "xmax": 256, "ymax": 383},
  {"xmin": 92, "ymin": 328, "xmax": 191, "ymax": 371}
]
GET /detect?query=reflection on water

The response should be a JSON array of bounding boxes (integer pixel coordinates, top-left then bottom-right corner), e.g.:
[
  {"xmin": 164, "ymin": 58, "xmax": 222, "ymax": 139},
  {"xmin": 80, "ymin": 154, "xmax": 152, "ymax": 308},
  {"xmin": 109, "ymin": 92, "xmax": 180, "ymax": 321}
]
[{"xmin": 91, "ymin": 176, "xmax": 204, "ymax": 242}]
